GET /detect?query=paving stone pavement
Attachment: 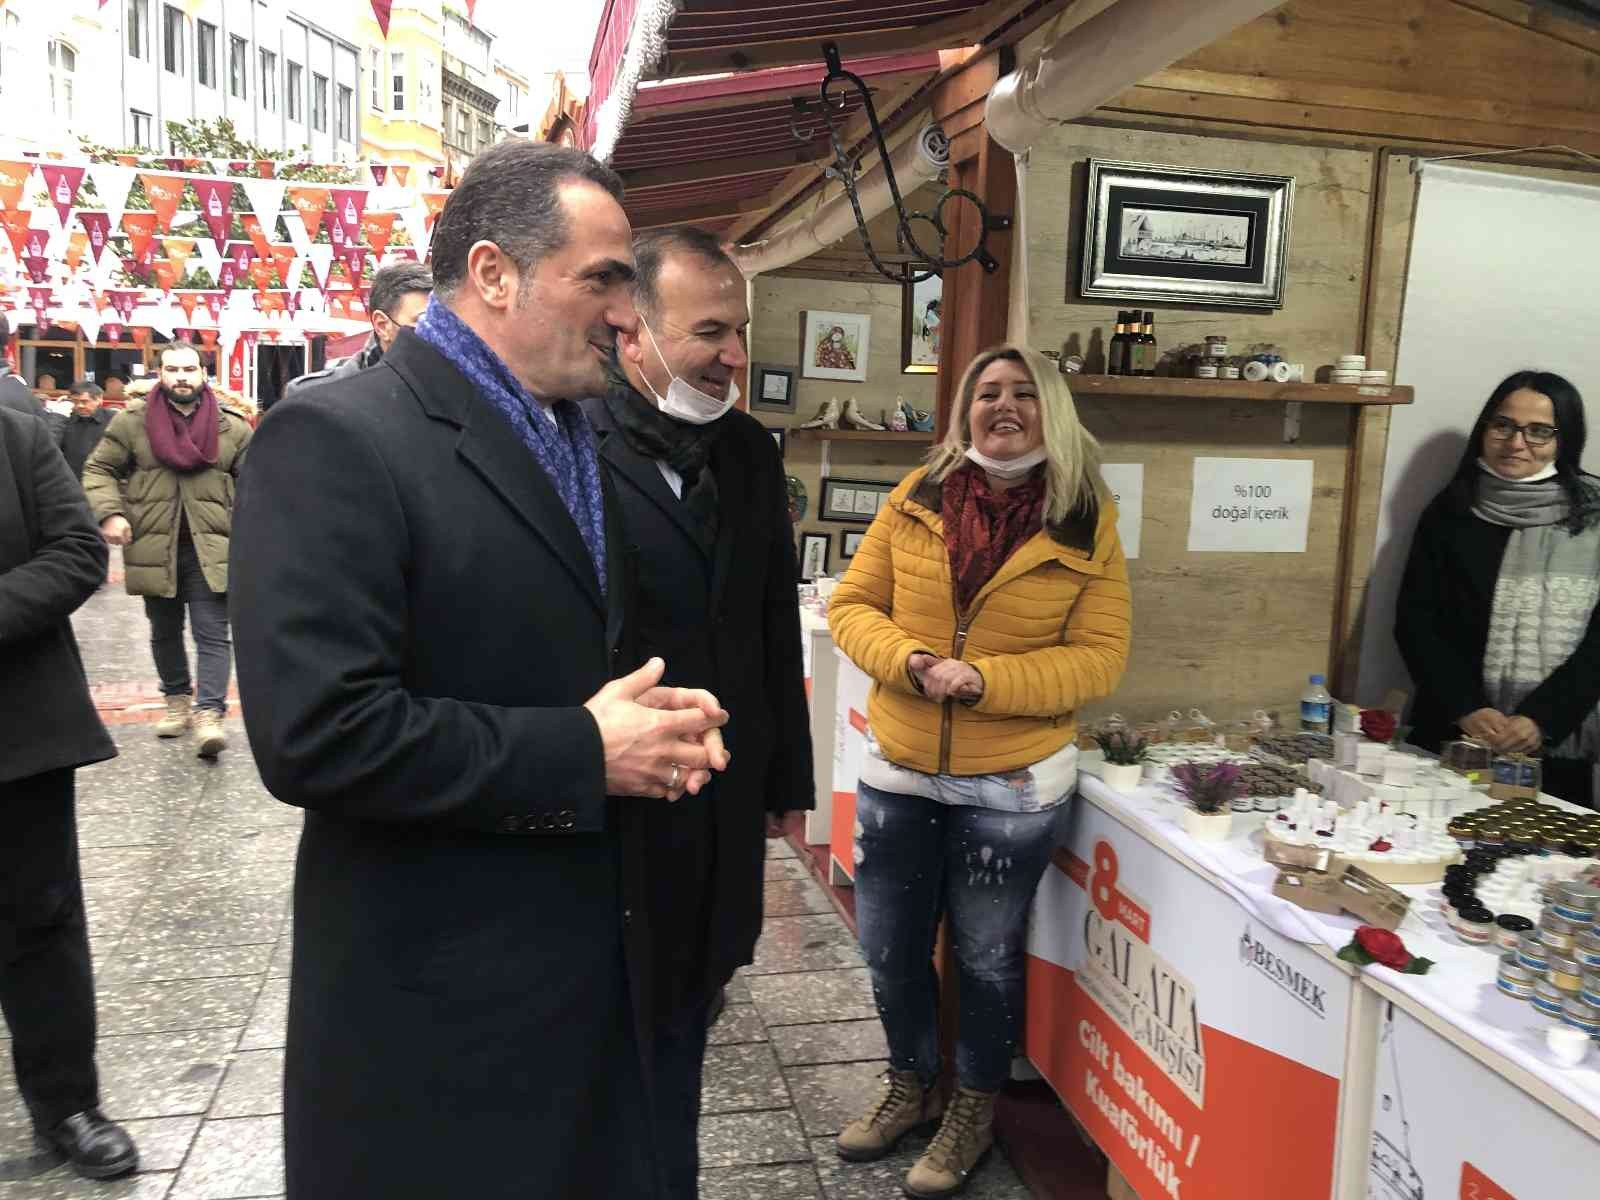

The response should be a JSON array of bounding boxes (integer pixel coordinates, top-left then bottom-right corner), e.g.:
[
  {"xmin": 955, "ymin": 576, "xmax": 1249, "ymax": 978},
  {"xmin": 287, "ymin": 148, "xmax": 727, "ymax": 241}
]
[{"xmin": 0, "ymin": 577, "xmax": 1035, "ymax": 1199}]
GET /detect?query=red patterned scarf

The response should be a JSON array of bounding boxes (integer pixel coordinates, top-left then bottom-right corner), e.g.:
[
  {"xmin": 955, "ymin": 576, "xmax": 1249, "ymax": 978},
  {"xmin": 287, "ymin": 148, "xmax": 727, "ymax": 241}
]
[
  {"xmin": 942, "ymin": 459, "xmax": 1046, "ymax": 614},
  {"xmin": 144, "ymin": 384, "xmax": 220, "ymax": 472}
]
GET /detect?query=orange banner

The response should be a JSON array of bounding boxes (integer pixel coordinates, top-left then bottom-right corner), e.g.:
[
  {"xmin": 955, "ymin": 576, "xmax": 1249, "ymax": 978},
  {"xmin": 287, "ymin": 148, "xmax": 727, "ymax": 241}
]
[
  {"xmin": 177, "ymin": 292, "xmax": 201, "ymax": 322},
  {"xmin": 249, "ymin": 260, "xmax": 275, "ymax": 291},
  {"xmin": 421, "ymin": 191, "xmax": 447, "ymax": 231},
  {"xmin": 151, "ymin": 259, "xmax": 178, "ymax": 293},
  {"xmin": 138, "ymin": 173, "xmax": 185, "ymax": 232},
  {"xmin": 1461, "ymin": 1164, "xmax": 1519, "ymax": 1200},
  {"xmin": 287, "ymin": 187, "xmax": 328, "ymax": 241},
  {"xmin": 162, "ymin": 238, "xmax": 197, "ymax": 278},
  {"xmin": 268, "ymin": 244, "xmax": 298, "ymax": 288},
  {"xmin": 64, "ymin": 230, "xmax": 89, "ymax": 271},
  {"xmin": 121, "ymin": 213, "xmax": 158, "ymax": 260},
  {"xmin": 360, "ymin": 211, "xmax": 396, "ymax": 258},
  {"xmin": 0, "ymin": 160, "xmax": 31, "ymax": 210},
  {"xmin": 0, "ymin": 208, "xmax": 31, "ymax": 256},
  {"xmin": 241, "ymin": 213, "xmax": 272, "ymax": 261}
]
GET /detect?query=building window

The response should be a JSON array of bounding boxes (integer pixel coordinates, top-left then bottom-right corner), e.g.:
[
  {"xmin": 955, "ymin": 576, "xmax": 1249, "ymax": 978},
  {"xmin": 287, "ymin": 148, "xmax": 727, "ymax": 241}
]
[
  {"xmin": 455, "ymin": 105, "xmax": 469, "ymax": 149},
  {"xmin": 197, "ymin": 21, "xmax": 217, "ymax": 88},
  {"xmin": 0, "ymin": 13, "xmax": 20, "ymax": 101},
  {"xmin": 311, "ymin": 73, "xmax": 328, "ymax": 132},
  {"xmin": 130, "ymin": 109, "xmax": 154, "ymax": 148},
  {"xmin": 286, "ymin": 61, "xmax": 302, "ymax": 121},
  {"xmin": 128, "ymin": 0, "xmax": 151, "ymax": 61},
  {"xmin": 161, "ymin": 5, "xmax": 184, "ymax": 75},
  {"xmin": 477, "ymin": 116, "xmax": 492, "ymax": 152},
  {"xmin": 418, "ymin": 55, "xmax": 437, "ymax": 122},
  {"xmin": 48, "ymin": 42, "xmax": 76, "ymax": 123},
  {"xmin": 390, "ymin": 50, "xmax": 405, "ymax": 113},
  {"xmin": 229, "ymin": 35, "xmax": 246, "ymax": 99},
  {"xmin": 336, "ymin": 85, "xmax": 353, "ymax": 141},
  {"xmin": 367, "ymin": 46, "xmax": 381, "ymax": 111},
  {"xmin": 259, "ymin": 49, "xmax": 277, "ymax": 112}
]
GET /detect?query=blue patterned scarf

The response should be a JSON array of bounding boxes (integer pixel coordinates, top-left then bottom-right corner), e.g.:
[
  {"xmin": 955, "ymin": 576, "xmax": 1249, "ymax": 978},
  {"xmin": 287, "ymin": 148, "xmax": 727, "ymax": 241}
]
[{"xmin": 414, "ymin": 298, "xmax": 607, "ymax": 597}]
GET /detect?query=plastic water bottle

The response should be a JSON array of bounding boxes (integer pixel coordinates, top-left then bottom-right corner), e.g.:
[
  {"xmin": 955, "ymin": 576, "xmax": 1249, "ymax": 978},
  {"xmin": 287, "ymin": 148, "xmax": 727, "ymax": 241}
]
[{"xmin": 1300, "ymin": 674, "xmax": 1332, "ymax": 733}]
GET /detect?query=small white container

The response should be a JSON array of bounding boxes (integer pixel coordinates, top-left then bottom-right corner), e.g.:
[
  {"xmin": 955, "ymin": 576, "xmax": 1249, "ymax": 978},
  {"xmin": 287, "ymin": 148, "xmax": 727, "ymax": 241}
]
[
  {"xmin": 1337, "ymin": 355, "xmax": 1366, "ymax": 368},
  {"xmin": 1383, "ymin": 752, "xmax": 1419, "ymax": 787},
  {"xmin": 1242, "ymin": 361, "xmax": 1270, "ymax": 382},
  {"xmin": 1194, "ymin": 364, "xmax": 1219, "ymax": 379},
  {"xmin": 1100, "ymin": 762, "xmax": 1143, "ymax": 792},
  {"xmin": 1179, "ymin": 807, "xmax": 1233, "ymax": 842},
  {"xmin": 1220, "ymin": 364, "xmax": 1241, "ymax": 379},
  {"xmin": 1361, "ymin": 370, "xmax": 1389, "ymax": 384},
  {"xmin": 1356, "ymin": 742, "xmax": 1387, "ymax": 776},
  {"xmin": 1270, "ymin": 361, "xmax": 1293, "ymax": 383},
  {"xmin": 1547, "ymin": 1024, "xmax": 1591, "ymax": 1068}
]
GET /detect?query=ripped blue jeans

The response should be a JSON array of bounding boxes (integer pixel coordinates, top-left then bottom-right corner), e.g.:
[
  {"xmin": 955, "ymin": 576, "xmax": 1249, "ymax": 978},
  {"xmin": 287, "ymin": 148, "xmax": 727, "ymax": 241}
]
[{"xmin": 853, "ymin": 782, "xmax": 1066, "ymax": 1092}]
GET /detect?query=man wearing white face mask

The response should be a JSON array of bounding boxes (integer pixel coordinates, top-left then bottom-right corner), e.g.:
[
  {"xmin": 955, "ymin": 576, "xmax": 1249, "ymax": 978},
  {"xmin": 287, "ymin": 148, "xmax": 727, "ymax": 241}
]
[{"xmin": 581, "ymin": 225, "xmax": 813, "ymax": 1200}]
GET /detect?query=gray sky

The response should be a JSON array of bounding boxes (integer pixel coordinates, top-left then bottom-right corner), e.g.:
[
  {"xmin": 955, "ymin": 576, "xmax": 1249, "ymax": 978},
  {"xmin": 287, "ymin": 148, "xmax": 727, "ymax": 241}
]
[{"xmin": 474, "ymin": 0, "xmax": 609, "ymax": 95}]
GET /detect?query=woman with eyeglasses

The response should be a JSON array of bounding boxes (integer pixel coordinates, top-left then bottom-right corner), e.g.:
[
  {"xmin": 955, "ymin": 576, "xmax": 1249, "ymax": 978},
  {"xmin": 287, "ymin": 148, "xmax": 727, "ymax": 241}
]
[{"xmin": 1395, "ymin": 370, "xmax": 1600, "ymax": 808}]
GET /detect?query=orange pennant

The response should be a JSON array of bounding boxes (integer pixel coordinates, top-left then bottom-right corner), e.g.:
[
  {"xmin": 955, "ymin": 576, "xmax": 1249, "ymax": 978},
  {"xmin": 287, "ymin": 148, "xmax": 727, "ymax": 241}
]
[
  {"xmin": 130, "ymin": 326, "xmax": 151, "ymax": 346},
  {"xmin": 420, "ymin": 191, "xmax": 447, "ymax": 232},
  {"xmin": 198, "ymin": 329, "xmax": 218, "ymax": 349},
  {"xmin": 393, "ymin": 165, "xmax": 410, "ymax": 187},
  {"xmin": 0, "ymin": 208, "xmax": 30, "ymax": 257},
  {"xmin": 241, "ymin": 213, "xmax": 272, "ymax": 260},
  {"xmin": 287, "ymin": 187, "xmax": 329, "ymax": 241},
  {"xmin": 161, "ymin": 237, "xmax": 197, "ymax": 278},
  {"xmin": 64, "ymin": 230, "xmax": 89, "ymax": 271},
  {"xmin": 0, "ymin": 161, "xmax": 31, "ymax": 211},
  {"xmin": 138, "ymin": 174, "xmax": 186, "ymax": 232},
  {"xmin": 268, "ymin": 244, "xmax": 298, "ymax": 287},
  {"xmin": 151, "ymin": 259, "xmax": 178, "ymax": 293},
  {"xmin": 249, "ymin": 260, "xmax": 275, "ymax": 290},
  {"xmin": 177, "ymin": 292, "xmax": 201, "ymax": 322},
  {"xmin": 115, "ymin": 154, "xmax": 140, "ymax": 168},
  {"xmin": 359, "ymin": 211, "xmax": 396, "ymax": 258},
  {"xmin": 121, "ymin": 212, "xmax": 158, "ymax": 260}
]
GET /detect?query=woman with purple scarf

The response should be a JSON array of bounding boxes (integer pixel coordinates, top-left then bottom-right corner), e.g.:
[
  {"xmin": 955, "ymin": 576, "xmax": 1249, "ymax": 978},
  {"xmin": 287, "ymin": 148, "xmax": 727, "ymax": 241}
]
[{"xmin": 83, "ymin": 344, "xmax": 253, "ymax": 757}]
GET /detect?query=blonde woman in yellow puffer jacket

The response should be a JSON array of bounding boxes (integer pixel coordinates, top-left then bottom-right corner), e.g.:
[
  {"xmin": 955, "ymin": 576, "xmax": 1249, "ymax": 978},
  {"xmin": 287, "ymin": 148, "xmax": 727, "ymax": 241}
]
[{"xmin": 827, "ymin": 345, "xmax": 1131, "ymax": 1198}]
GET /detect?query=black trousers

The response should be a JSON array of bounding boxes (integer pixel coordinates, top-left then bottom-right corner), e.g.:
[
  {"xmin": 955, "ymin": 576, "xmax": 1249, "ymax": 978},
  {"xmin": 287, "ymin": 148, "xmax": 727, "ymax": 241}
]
[
  {"xmin": 653, "ymin": 997, "xmax": 713, "ymax": 1200},
  {"xmin": 0, "ymin": 768, "xmax": 99, "ymax": 1130},
  {"xmin": 1543, "ymin": 758, "xmax": 1595, "ymax": 811}
]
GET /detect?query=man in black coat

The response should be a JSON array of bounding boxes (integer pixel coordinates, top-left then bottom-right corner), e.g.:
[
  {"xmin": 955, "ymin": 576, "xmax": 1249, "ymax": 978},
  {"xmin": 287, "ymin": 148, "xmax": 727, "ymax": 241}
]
[
  {"xmin": 56, "ymin": 382, "xmax": 113, "ymax": 483},
  {"xmin": 229, "ymin": 141, "xmax": 731, "ymax": 1200},
  {"xmin": 580, "ymin": 226, "xmax": 813, "ymax": 1197},
  {"xmin": 0, "ymin": 407, "xmax": 138, "ymax": 1180}
]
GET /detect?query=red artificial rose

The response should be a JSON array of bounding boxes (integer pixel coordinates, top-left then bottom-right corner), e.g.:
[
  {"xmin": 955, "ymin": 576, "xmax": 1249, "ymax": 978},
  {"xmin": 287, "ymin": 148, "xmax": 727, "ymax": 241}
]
[
  {"xmin": 1360, "ymin": 708, "xmax": 1398, "ymax": 743},
  {"xmin": 1355, "ymin": 926, "xmax": 1411, "ymax": 970}
]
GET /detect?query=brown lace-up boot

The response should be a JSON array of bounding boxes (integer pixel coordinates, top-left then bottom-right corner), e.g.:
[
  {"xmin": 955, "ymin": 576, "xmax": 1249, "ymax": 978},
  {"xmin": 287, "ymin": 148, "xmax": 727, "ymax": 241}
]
[
  {"xmin": 902, "ymin": 1086, "xmax": 997, "ymax": 1197},
  {"xmin": 835, "ymin": 1068, "xmax": 943, "ymax": 1162}
]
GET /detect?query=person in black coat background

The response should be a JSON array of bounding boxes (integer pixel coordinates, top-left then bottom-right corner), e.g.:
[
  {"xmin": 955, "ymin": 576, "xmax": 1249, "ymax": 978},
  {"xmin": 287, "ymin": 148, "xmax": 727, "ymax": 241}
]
[
  {"xmin": 56, "ymin": 382, "xmax": 113, "ymax": 483},
  {"xmin": 1395, "ymin": 370, "xmax": 1600, "ymax": 808},
  {"xmin": 581, "ymin": 226, "xmax": 814, "ymax": 1198},
  {"xmin": 0, "ymin": 406, "xmax": 138, "ymax": 1179},
  {"xmin": 229, "ymin": 141, "xmax": 731, "ymax": 1200}
]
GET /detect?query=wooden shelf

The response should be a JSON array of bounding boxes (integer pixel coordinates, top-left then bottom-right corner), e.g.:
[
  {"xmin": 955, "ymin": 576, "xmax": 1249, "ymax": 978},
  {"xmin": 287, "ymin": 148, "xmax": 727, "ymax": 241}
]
[
  {"xmin": 787, "ymin": 428, "xmax": 936, "ymax": 442},
  {"xmin": 1066, "ymin": 375, "xmax": 1413, "ymax": 406}
]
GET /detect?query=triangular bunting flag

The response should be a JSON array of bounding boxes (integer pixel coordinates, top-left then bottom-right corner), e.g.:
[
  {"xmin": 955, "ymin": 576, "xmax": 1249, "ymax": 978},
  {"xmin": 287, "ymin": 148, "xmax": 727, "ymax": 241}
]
[
  {"xmin": 287, "ymin": 187, "xmax": 328, "ymax": 242},
  {"xmin": 121, "ymin": 212, "xmax": 158, "ymax": 262},
  {"xmin": 78, "ymin": 211, "xmax": 112, "ymax": 262},
  {"xmin": 131, "ymin": 327, "xmax": 151, "ymax": 347},
  {"xmin": 114, "ymin": 154, "xmax": 139, "ymax": 167},
  {"xmin": 162, "ymin": 238, "xmax": 197, "ymax": 278},
  {"xmin": 420, "ymin": 191, "xmax": 448, "ymax": 232},
  {"xmin": 224, "ymin": 241, "xmax": 255, "ymax": 274},
  {"xmin": 218, "ymin": 260, "xmax": 239, "ymax": 289},
  {"xmin": 0, "ymin": 209, "xmax": 30, "ymax": 257},
  {"xmin": 23, "ymin": 256, "xmax": 50, "ymax": 284},
  {"xmin": 268, "ymin": 244, "xmax": 298, "ymax": 288},
  {"xmin": 64, "ymin": 230, "xmax": 89, "ymax": 272},
  {"xmin": 38, "ymin": 165, "xmax": 85, "ymax": 225},
  {"xmin": 329, "ymin": 219, "xmax": 346, "ymax": 249},
  {"xmin": 177, "ymin": 292, "xmax": 201, "ymax": 321},
  {"xmin": 103, "ymin": 323, "xmax": 124, "ymax": 343},
  {"xmin": 200, "ymin": 290, "xmax": 225, "ymax": 323},
  {"xmin": 138, "ymin": 173, "xmax": 185, "ymax": 231},
  {"xmin": 88, "ymin": 164, "xmax": 136, "ymax": 229},
  {"xmin": 240, "ymin": 177, "xmax": 286, "ymax": 241},
  {"xmin": 329, "ymin": 188, "xmax": 368, "ymax": 244},
  {"xmin": 359, "ymin": 211, "xmax": 396, "ymax": 258},
  {"xmin": 191, "ymin": 178, "xmax": 234, "ymax": 251},
  {"xmin": 23, "ymin": 228, "xmax": 50, "ymax": 260},
  {"xmin": 284, "ymin": 290, "xmax": 304, "ymax": 317},
  {"xmin": 340, "ymin": 245, "xmax": 368, "ymax": 279},
  {"xmin": 106, "ymin": 289, "xmax": 141, "ymax": 323},
  {"xmin": 163, "ymin": 157, "xmax": 186, "ymax": 173},
  {"xmin": 370, "ymin": 164, "xmax": 388, "ymax": 186},
  {"xmin": 393, "ymin": 164, "xmax": 410, "ymax": 187},
  {"xmin": 28, "ymin": 285, "xmax": 52, "ymax": 325},
  {"xmin": 151, "ymin": 259, "xmax": 178, "ymax": 293},
  {"xmin": 198, "ymin": 329, "xmax": 218, "ymax": 350},
  {"xmin": 0, "ymin": 161, "xmax": 32, "ymax": 211},
  {"xmin": 371, "ymin": 0, "xmax": 392, "ymax": 36},
  {"xmin": 249, "ymin": 260, "xmax": 274, "ymax": 290},
  {"xmin": 240, "ymin": 213, "xmax": 272, "ymax": 261}
]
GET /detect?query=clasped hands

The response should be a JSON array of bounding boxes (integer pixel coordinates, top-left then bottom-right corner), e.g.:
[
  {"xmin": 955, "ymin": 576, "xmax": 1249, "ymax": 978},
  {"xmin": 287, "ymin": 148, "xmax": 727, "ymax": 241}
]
[
  {"xmin": 1459, "ymin": 707, "xmax": 1542, "ymax": 755},
  {"xmin": 908, "ymin": 651, "xmax": 983, "ymax": 704},
  {"xmin": 585, "ymin": 657, "xmax": 731, "ymax": 802}
]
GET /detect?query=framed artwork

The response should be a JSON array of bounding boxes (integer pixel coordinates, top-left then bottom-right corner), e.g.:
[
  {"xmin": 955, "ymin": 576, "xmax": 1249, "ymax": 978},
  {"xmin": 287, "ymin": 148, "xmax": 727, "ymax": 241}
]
[
  {"xmin": 1080, "ymin": 159, "xmax": 1295, "ymax": 309},
  {"xmin": 752, "ymin": 363, "xmax": 796, "ymax": 413},
  {"xmin": 839, "ymin": 529, "xmax": 865, "ymax": 560},
  {"xmin": 766, "ymin": 426, "xmax": 786, "ymax": 457},
  {"xmin": 801, "ymin": 309, "xmax": 871, "ymax": 382},
  {"xmin": 799, "ymin": 531, "xmax": 830, "ymax": 581},
  {"xmin": 820, "ymin": 477, "xmax": 895, "ymax": 524},
  {"xmin": 901, "ymin": 270, "xmax": 942, "ymax": 374}
]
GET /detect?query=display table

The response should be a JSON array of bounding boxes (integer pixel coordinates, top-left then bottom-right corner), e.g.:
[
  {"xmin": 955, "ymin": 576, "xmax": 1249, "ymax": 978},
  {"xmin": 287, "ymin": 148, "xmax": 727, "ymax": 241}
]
[
  {"xmin": 799, "ymin": 608, "xmax": 836, "ymax": 847},
  {"xmin": 827, "ymin": 648, "xmax": 872, "ymax": 886},
  {"xmin": 1024, "ymin": 759, "xmax": 1600, "ymax": 1200}
]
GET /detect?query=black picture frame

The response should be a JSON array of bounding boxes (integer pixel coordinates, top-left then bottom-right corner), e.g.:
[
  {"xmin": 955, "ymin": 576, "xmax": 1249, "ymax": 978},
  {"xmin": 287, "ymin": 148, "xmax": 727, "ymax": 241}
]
[
  {"xmin": 751, "ymin": 363, "xmax": 797, "ymax": 413},
  {"xmin": 901, "ymin": 269, "xmax": 941, "ymax": 374},
  {"xmin": 798, "ymin": 531, "xmax": 830, "ymax": 581},
  {"xmin": 1080, "ymin": 159, "xmax": 1295, "ymax": 309},
  {"xmin": 819, "ymin": 477, "xmax": 894, "ymax": 524},
  {"xmin": 839, "ymin": 530, "xmax": 865, "ymax": 560},
  {"xmin": 766, "ymin": 426, "xmax": 786, "ymax": 457}
]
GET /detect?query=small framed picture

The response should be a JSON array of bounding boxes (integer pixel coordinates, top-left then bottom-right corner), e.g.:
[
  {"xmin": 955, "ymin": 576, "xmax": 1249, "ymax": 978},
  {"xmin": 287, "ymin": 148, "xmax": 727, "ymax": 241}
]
[
  {"xmin": 901, "ymin": 269, "xmax": 941, "ymax": 374},
  {"xmin": 766, "ymin": 426, "xmax": 786, "ymax": 457},
  {"xmin": 751, "ymin": 364, "xmax": 797, "ymax": 413},
  {"xmin": 801, "ymin": 310, "xmax": 871, "ymax": 382},
  {"xmin": 799, "ymin": 531, "xmax": 830, "ymax": 581},
  {"xmin": 820, "ymin": 477, "xmax": 894, "ymax": 524},
  {"xmin": 839, "ymin": 530, "xmax": 865, "ymax": 560}
]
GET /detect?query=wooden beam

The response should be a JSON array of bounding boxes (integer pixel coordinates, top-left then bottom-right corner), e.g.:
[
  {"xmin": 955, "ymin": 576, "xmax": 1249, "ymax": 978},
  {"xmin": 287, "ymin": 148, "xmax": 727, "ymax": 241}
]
[
  {"xmin": 620, "ymin": 146, "xmax": 832, "ymax": 192},
  {"xmin": 657, "ymin": 0, "xmax": 1042, "ymax": 78},
  {"xmin": 1449, "ymin": 0, "xmax": 1600, "ymax": 55},
  {"xmin": 630, "ymin": 196, "xmax": 775, "ymax": 230}
]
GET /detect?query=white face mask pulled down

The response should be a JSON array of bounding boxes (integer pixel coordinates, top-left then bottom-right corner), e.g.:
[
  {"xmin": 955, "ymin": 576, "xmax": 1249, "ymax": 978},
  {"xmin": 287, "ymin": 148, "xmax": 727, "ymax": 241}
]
[
  {"xmin": 638, "ymin": 318, "xmax": 737, "ymax": 425},
  {"xmin": 965, "ymin": 444, "xmax": 1047, "ymax": 478}
]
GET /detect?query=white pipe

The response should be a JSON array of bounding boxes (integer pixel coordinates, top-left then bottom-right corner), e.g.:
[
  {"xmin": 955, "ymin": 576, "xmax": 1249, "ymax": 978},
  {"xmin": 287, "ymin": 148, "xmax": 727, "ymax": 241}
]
[
  {"xmin": 984, "ymin": 0, "xmax": 1282, "ymax": 155},
  {"xmin": 730, "ymin": 123, "xmax": 950, "ymax": 278}
]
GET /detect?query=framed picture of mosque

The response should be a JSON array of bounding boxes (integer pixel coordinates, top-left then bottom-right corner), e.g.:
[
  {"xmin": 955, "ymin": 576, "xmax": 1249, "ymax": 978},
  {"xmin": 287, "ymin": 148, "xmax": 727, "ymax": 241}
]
[
  {"xmin": 1080, "ymin": 159, "xmax": 1295, "ymax": 308},
  {"xmin": 801, "ymin": 309, "xmax": 871, "ymax": 382}
]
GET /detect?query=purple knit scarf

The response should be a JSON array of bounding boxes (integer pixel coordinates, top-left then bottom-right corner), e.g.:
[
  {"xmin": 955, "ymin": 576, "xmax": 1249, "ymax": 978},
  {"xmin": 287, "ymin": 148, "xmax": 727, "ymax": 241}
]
[{"xmin": 144, "ymin": 384, "xmax": 220, "ymax": 472}]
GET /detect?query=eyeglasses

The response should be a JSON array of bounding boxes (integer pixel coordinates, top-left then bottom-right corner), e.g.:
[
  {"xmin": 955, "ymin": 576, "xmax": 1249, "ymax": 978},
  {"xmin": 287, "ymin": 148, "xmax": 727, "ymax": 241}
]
[{"xmin": 1486, "ymin": 416, "xmax": 1558, "ymax": 447}]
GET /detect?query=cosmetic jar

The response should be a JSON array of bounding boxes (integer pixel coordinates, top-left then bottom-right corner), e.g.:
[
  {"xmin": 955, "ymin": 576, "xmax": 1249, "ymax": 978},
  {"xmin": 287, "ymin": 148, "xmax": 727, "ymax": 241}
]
[{"xmin": 1495, "ymin": 953, "xmax": 1535, "ymax": 1000}]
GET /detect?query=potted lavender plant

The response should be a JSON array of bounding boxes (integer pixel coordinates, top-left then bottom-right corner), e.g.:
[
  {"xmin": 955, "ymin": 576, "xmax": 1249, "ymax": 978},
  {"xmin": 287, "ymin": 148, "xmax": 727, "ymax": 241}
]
[
  {"xmin": 1093, "ymin": 728, "xmax": 1149, "ymax": 793},
  {"xmin": 1171, "ymin": 761, "xmax": 1242, "ymax": 842}
]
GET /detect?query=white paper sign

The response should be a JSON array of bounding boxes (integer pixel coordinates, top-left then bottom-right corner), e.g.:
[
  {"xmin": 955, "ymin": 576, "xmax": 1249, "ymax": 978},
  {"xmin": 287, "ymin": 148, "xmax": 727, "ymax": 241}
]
[
  {"xmin": 1187, "ymin": 457, "xmax": 1313, "ymax": 553},
  {"xmin": 1099, "ymin": 463, "xmax": 1143, "ymax": 560}
]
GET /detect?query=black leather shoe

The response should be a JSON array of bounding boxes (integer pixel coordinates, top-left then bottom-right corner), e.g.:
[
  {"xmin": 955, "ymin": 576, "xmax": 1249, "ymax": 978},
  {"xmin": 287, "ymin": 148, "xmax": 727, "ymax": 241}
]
[{"xmin": 39, "ymin": 1110, "xmax": 139, "ymax": 1180}]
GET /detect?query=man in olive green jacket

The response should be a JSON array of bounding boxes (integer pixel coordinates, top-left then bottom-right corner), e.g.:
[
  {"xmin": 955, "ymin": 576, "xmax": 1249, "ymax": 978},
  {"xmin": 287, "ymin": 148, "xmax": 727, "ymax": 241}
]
[{"xmin": 82, "ymin": 345, "xmax": 252, "ymax": 756}]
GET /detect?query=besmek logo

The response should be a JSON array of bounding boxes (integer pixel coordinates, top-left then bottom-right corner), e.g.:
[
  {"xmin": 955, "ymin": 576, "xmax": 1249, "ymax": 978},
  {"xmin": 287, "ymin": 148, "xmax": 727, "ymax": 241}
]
[{"xmin": 1238, "ymin": 926, "xmax": 1327, "ymax": 1018}]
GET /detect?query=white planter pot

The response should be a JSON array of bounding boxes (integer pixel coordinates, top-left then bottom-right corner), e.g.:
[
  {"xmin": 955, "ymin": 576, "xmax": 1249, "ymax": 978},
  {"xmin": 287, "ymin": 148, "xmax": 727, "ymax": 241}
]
[
  {"xmin": 1100, "ymin": 762, "xmax": 1144, "ymax": 793},
  {"xmin": 1179, "ymin": 807, "xmax": 1234, "ymax": 842}
]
